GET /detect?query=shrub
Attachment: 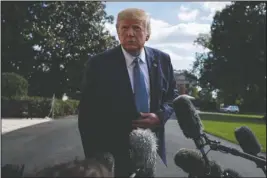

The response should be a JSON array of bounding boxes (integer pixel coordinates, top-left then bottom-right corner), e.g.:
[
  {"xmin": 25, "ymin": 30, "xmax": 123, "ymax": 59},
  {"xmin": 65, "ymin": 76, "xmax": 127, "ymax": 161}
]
[
  {"xmin": 2, "ymin": 72, "xmax": 28, "ymax": 98},
  {"xmin": 192, "ymin": 99, "xmax": 217, "ymax": 112},
  {"xmin": 1, "ymin": 96, "xmax": 79, "ymax": 118},
  {"xmin": 1, "ymin": 96, "xmax": 51, "ymax": 118},
  {"xmin": 53, "ymin": 99, "xmax": 79, "ymax": 118}
]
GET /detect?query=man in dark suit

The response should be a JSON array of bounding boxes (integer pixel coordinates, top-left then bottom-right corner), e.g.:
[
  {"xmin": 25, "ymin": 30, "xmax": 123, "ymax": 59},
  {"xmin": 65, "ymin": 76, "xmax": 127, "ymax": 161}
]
[{"xmin": 78, "ymin": 8, "xmax": 178, "ymax": 177}]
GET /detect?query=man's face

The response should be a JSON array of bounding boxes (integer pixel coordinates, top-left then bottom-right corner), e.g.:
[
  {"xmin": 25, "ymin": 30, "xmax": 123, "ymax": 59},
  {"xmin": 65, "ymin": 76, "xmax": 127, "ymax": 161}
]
[{"xmin": 117, "ymin": 19, "xmax": 149, "ymax": 55}]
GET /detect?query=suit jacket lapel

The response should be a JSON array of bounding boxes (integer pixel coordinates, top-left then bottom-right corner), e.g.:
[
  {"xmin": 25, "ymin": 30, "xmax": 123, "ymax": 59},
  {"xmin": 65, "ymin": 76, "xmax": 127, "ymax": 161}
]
[
  {"xmin": 144, "ymin": 47, "xmax": 159, "ymax": 112},
  {"xmin": 145, "ymin": 47, "xmax": 168, "ymax": 165},
  {"xmin": 114, "ymin": 45, "xmax": 139, "ymax": 115},
  {"xmin": 115, "ymin": 45, "xmax": 132, "ymax": 90}
]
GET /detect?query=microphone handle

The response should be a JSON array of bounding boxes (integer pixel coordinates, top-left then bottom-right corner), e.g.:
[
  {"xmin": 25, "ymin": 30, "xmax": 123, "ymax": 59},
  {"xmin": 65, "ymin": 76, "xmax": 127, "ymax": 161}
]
[
  {"xmin": 256, "ymin": 157, "xmax": 266, "ymax": 176},
  {"xmin": 193, "ymin": 138, "xmax": 212, "ymax": 175},
  {"xmin": 194, "ymin": 138, "xmax": 207, "ymax": 160},
  {"xmin": 260, "ymin": 167, "xmax": 266, "ymax": 176},
  {"xmin": 129, "ymin": 168, "xmax": 141, "ymax": 178},
  {"xmin": 211, "ymin": 144, "xmax": 266, "ymax": 167}
]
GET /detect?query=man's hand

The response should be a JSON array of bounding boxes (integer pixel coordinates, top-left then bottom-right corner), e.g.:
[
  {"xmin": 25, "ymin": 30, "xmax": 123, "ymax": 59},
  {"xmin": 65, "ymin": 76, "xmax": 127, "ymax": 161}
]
[{"xmin": 132, "ymin": 113, "xmax": 161, "ymax": 130}]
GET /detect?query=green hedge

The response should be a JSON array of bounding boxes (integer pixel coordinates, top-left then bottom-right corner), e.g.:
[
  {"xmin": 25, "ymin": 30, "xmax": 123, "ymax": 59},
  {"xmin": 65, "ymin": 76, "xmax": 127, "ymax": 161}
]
[
  {"xmin": 53, "ymin": 99, "xmax": 79, "ymax": 118},
  {"xmin": 2, "ymin": 72, "xmax": 28, "ymax": 98},
  {"xmin": 192, "ymin": 99, "xmax": 218, "ymax": 112},
  {"xmin": 1, "ymin": 96, "xmax": 79, "ymax": 118}
]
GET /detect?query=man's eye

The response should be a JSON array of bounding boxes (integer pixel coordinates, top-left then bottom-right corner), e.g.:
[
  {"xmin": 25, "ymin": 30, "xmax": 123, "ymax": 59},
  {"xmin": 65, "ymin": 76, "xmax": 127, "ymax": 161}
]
[{"xmin": 134, "ymin": 26, "xmax": 141, "ymax": 31}]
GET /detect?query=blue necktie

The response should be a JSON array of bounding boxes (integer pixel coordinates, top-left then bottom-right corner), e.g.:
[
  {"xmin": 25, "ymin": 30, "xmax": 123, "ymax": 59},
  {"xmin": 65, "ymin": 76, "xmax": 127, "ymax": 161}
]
[{"xmin": 133, "ymin": 57, "xmax": 149, "ymax": 113}]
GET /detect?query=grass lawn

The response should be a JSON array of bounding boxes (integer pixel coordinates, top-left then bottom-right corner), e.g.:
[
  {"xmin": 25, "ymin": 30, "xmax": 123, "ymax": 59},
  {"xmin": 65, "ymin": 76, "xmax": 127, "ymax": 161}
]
[{"xmin": 199, "ymin": 113, "xmax": 266, "ymax": 153}]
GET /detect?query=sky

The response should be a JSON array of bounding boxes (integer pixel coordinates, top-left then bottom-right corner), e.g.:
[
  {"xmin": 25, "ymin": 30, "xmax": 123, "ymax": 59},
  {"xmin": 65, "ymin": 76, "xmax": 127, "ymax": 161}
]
[{"xmin": 104, "ymin": 2, "xmax": 231, "ymax": 71}]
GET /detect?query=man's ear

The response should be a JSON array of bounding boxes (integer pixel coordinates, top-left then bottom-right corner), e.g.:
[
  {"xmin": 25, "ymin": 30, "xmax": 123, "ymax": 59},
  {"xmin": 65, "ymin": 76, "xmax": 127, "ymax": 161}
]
[
  {"xmin": 145, "ymin": 34, "xmax": 150, "ymax": 41},
  {"xmin": 116, "ymin": 27, "xmax": 120, "ymax": 35}
]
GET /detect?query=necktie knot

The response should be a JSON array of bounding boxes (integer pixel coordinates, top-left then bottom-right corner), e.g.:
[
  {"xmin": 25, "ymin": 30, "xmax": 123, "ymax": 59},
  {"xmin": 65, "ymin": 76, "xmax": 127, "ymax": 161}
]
[{"xmin": 133, "ymin": 57, "xmax": 141, "ymax": 66}]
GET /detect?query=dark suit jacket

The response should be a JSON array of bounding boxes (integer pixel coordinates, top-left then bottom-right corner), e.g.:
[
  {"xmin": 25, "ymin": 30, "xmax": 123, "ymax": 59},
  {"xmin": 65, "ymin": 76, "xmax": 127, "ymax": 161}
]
[{"xmin": 78, "ymin": 45, "xmax": 178, "ymax": 167}]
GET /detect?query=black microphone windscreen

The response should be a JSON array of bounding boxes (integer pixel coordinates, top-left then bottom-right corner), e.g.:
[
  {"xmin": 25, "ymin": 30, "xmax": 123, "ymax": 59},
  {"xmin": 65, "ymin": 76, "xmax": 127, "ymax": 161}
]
[
  {"xmin": 174, "ymin": 148, "xmax": 206, "ymax": 176},
  {"xmin": 208, "ymin": 160, "xmax": 223, "ymax": 177},
  {"xmin": 173, "ymin": 95, "xmax": 204, "ymax": 139},
  {"xmin": 234, "ymin": 126, "xmax": 261, "ymax": 155}
]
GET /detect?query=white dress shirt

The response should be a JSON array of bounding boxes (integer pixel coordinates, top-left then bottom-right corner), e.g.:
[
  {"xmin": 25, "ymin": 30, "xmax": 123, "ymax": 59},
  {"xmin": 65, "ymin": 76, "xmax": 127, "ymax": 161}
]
[{"xmin": 121, "ymin": 46, "xmax": 150, "ymax": 110}]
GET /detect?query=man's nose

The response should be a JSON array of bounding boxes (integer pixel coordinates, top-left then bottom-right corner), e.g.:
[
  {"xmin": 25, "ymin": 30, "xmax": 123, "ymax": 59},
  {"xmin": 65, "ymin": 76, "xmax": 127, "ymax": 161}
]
[{"xmin": 126, "ymin": 27, "xmax": 135, "ymax": 37}]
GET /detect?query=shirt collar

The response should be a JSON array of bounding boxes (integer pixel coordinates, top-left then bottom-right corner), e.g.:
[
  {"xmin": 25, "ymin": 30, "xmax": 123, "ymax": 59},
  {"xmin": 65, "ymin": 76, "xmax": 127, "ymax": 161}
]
[{"xmin": 121, "ymin": 46, "xmax": 146, "ymax": 67}]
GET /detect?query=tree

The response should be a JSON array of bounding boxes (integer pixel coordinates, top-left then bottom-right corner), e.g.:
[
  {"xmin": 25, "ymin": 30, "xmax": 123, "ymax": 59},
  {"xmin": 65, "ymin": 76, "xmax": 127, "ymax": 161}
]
[
  {"xmin": 191, "ymin": 87, "xmax": 199, "ymax": 99},
  {"xmin": 1, "ymin": 2, "xmax": 38, "ymax": 78},
  {"xmin": 1, "ymin": 2, "xmax": 119, "ymax": 98},
  {"xmin": 193, "ymin": 2, "xmax": 266, "ymax": 112},
  {"xmin": 2, "ymin": 73, "xmax": 29, "ymax": 98},
  {"xmin": 199, "ymin": 88, "xmax": 213, "ymax": 102}
]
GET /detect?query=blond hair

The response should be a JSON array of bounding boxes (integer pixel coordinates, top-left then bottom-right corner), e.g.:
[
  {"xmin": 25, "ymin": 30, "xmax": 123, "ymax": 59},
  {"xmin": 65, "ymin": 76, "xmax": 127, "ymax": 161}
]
[{"xmin": 116, "ymin": 8, "xmax": 151, "ymax": 35}]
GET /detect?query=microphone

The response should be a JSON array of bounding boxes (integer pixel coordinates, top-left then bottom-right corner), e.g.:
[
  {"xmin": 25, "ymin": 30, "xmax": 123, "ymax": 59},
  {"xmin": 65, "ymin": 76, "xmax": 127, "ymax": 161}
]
[
  {"xmin": 208, "ymin": 160, "xmax": 224, "ymax": 177},
  {"xmin": 174, "ymin": 148, "xmax": 223, "ymax": 177},
  {"xmin": 234, "ymin": 126, "xmax": 262, "ymax": 155},
  {"xmin": 172, "ymin": 94, "xmax": 209, "ymax": 161},
  {"xmin": 129, "ymin": 128, "xmax": 158, "ymax": 176},
  {"xmin": 173, "ymin": 95, "xmax": 204, "ymax": 141},
  {"xmin": 172, "ymin": 95, "xmax": 246, "ymax": 177},
  {"xmin": 174, "ymin": 148, "xmax": 206, "ymax": 176},
  {"xmin": 172, "ymin": 95, "xmax": 212, "ymax": 170}
]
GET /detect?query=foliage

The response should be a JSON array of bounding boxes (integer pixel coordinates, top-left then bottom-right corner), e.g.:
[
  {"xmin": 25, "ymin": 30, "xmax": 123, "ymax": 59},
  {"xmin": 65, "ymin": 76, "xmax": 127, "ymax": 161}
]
[
  {"xmin": 53, "ymin": 99, "xmax": 79, "ymax": 118},
  {"xmin": 191, "ymin": 87, "xmax": 199, "ymax": 99},
  {"xmin": 2, "ymin": 72, "xmax": 29, "ymax": 98},
  {"xmin": 198, "ymin": 88, "xmax": 214, "ymax": 102},
  {"xmin": 1, "ymin": 1, "xmax": 119, "ymax": 98},
  {"xmin": 192, "ymin": 99, "xmax": 217, "ymax": 111},
  {"xmin": 1, "ymin": 2, "xmax": 38, "ymax": 78},
  {"xmin": 193, "ymin": 2, "xmax": 266, "ymax": 112},
  {"xmin": 1, "ymin": 96, "xmax": 79, "ymax": 118}
]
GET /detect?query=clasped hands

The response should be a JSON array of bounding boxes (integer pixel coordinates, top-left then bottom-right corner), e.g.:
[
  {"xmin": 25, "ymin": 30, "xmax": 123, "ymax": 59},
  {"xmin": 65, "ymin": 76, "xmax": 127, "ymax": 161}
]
[{"xmin": 132, "ymin": 112, "xmax": 161, "ymax": 130}]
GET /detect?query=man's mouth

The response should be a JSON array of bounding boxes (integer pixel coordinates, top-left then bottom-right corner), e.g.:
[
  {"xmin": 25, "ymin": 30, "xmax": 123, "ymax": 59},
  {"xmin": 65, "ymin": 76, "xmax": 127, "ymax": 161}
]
[{"xmin": 127, "ymin": 40, "xmax": 136, "ymax": 44}]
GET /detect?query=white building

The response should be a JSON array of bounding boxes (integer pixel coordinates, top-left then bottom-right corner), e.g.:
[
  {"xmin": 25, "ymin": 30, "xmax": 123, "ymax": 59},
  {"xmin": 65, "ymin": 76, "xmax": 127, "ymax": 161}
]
[{"xmin": 174, "ymin": 72, "xmax": 197, "ymax": 95}]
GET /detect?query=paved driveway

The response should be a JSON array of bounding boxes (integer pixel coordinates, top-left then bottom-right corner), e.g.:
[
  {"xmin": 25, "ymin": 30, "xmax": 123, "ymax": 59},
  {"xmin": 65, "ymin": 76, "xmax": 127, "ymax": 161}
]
[{"xmin": 2, "ymin": 115, "xmax": 266, "ymax": 177}]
